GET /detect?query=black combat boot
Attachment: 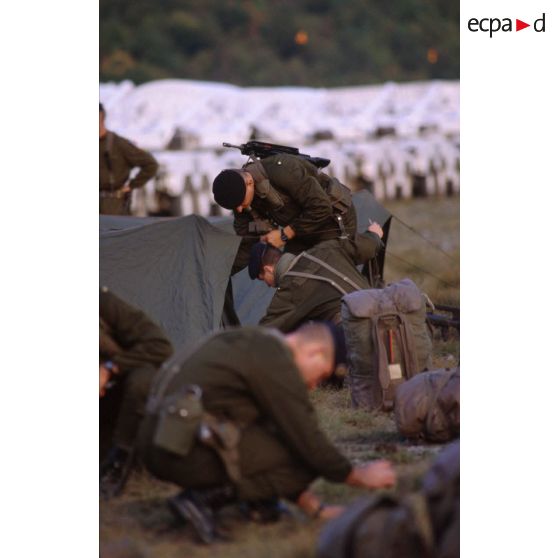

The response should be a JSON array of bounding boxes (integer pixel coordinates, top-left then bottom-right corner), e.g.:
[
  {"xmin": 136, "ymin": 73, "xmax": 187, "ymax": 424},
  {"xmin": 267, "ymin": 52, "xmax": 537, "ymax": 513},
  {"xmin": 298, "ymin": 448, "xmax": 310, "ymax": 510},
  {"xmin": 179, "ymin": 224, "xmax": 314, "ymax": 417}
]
[
  {"xmin": 167, "ymin": 485, "xmax": 236, "ymax": 544},
  {"xmin": 239, "ymin": 497, "xmax": 286, "ymax": 523},
  {"xmin": 99, "ymin": 446, "xmax": 134, "ymax": 500}
]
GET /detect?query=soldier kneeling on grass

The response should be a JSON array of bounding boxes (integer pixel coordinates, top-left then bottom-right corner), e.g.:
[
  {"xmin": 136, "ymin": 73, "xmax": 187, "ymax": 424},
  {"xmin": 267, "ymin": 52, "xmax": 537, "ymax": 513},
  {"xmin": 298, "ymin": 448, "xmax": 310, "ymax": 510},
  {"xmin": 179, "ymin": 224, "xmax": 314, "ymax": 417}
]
[
  {"xmin": 137, "ymin": 323, "xmax": 396, "ymax": 544},
  {"xmin": 100, "ymin": 287, "xmax": 173, "ymax": 499}
]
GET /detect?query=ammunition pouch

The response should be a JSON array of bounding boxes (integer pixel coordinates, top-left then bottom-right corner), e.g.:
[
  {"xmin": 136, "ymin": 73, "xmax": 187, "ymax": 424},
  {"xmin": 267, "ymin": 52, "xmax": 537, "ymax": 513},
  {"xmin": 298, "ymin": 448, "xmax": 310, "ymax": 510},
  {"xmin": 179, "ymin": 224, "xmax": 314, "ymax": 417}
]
[
  {"xmin": 152, "ymin": 382, "xmax": 243, "ymax": 483},
  {"xmin": 199, "ymin": 414, "xmax": 242, "ymax": 483},
  {"xmin": 153, "ymin": 384, "xmax": 204, "ymax": 456}
]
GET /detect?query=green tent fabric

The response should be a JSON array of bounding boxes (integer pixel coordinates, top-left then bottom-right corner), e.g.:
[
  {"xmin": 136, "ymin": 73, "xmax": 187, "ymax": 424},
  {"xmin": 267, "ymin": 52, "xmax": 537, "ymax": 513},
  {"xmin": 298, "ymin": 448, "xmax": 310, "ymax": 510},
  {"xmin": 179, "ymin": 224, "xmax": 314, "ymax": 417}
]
[
  {"xmin": 100, "ymin": 215, "xmax": 240, "ymax": 350},
  {"xmin": 99, "ymin": 191, "xmax": 391, "ymax": 351}
]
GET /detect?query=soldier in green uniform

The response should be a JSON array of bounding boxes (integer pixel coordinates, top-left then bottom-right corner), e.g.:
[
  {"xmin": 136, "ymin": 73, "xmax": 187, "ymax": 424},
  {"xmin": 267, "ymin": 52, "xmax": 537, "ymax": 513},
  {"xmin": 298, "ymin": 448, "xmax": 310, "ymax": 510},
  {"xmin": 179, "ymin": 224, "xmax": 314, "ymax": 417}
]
[
  {"xmin": 250, "ymin": 222, "xmax": 384, "ymax": 333},
  {"xmin": 99, "ymin": 103, "xmax": 159, "ymax": 215},
  {"xmin": 100, "ymin": 287, "xmax": 173, "ymax": 498},
  {"xmin": 212, "ymin": 154, "xmax": 358, "ymax": 272},
  {"xmin": 137, "ymin": 323, "xmax": 395, "ymax": 544}
]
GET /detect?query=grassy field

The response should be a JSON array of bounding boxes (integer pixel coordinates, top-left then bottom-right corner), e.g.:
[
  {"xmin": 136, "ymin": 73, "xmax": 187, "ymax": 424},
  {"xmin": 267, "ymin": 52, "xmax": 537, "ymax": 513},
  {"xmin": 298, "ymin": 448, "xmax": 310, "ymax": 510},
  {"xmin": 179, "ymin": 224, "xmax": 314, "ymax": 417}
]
[{"xmin": 100, "ymin": 196, "xmax": 459, "ymax": 558}]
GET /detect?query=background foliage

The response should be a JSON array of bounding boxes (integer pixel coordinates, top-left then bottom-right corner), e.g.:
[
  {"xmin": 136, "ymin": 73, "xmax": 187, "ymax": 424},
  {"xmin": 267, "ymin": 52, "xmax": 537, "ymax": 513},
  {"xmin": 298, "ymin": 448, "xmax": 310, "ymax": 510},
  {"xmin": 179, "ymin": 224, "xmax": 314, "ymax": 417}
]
[{"xmin": 100, "ymin": 0, "xmax": 459, "ymax": 86}]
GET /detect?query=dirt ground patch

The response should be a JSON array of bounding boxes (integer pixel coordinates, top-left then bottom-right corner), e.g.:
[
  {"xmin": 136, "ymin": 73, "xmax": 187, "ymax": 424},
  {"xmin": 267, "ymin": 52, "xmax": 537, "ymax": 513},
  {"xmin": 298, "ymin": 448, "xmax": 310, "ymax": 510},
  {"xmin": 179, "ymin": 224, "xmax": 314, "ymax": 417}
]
[{"xmin": 100, "ymin": 196, "xmax": 459, "ymax": 558}]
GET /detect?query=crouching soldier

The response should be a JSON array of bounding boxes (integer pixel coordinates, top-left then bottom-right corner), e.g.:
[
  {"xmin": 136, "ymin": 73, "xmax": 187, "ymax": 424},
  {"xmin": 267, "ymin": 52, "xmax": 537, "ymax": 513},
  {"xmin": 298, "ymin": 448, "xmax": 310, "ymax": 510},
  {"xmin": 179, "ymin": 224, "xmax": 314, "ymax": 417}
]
[
  {"xmin": 100, "ymin": 287, "xmax": 173, "ymax": 499},
  {"xmin": 137, "ymin": 323, "xmax": 396, "ymax": 544},
  {"xmin": 251, "ymin": 222, "xmax": 384, "ymax": 333}
]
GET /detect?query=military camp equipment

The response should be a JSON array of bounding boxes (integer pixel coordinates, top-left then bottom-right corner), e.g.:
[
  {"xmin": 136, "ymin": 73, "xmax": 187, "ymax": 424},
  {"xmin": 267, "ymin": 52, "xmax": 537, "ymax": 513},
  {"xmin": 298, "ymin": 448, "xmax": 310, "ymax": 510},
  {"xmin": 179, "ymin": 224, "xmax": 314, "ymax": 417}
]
[
  {"xmin": 395, "ymin": 367, "xmax": 460, "ymax": 443},
  {"xmin": 99, "ymin": 190, "xmax": 391, "ymax": 337},
  {"xmin": 223, "ymin": 140, "xmax": 331, "ymax": 169},
  {"xmin": 153, "ymin": 384, "xmax": 204, "ymax": 456},
  {"xmin": 316, "ymin": 441, "xmax": 459, "ymax": 558},
  {"xmin": 316, "ymin": 493, "xmax": 434, "ymax": 558},
  {"xmin": 341, "ymin": 278, "xmax": 433, "ymax": 411},
  {"xmin": 426, "ymin": 304, "xmax": 460, "ymax": 340},
  {"xmin": 422, "ymin": 441, "xmax": 460, "ymax": 558}
]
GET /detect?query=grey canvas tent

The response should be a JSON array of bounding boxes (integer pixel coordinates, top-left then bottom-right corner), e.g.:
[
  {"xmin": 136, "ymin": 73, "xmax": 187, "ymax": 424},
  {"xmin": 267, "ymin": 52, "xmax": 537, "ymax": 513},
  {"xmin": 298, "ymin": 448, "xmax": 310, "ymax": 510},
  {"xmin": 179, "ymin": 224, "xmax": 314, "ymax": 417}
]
[{"xmin": 99, "ymin": 190, "xmax": 391, "ymax": 352}]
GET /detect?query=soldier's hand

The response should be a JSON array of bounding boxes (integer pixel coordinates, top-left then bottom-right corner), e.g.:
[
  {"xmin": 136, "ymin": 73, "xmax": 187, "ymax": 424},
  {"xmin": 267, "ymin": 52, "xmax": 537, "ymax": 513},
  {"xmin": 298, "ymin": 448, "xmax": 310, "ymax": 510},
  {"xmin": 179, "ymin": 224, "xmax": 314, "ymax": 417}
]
[
  {"xmin": 261, "ymin": 229, "xmax": 285, "ymax": 248},
  {"xmin": 120, "ymin": 183, "xmax": 132, "ymax": 194},
  {"xmin": 367, "ymin": 221, "xmax": 384, "ymax": 239},
  {"xmin": 296, "ymin": 490, "xmax": 345, "ymax": 520},
  {"xmin": 100, "ymin": 364, "xmax": 111, "ymax": 397},
  {"xmin": 346, "ymin": 460, "xmax": 396, "ymax": 489}
]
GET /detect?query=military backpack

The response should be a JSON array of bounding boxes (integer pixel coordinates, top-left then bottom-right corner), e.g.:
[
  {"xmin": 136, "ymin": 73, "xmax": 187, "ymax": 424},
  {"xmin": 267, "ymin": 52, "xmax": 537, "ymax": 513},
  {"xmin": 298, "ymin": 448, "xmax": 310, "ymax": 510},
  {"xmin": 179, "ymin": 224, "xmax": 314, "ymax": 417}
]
[
  {"xmin": 395, "ymin": 367, "xmax": 460, "ymax": 443},
  {"xmin": 316, "ymin": 441, "xmax": 459, "ymax": 558},
  {"xmin": 341, "ymin": 278, "xmax": 432, "ymax": 410}
]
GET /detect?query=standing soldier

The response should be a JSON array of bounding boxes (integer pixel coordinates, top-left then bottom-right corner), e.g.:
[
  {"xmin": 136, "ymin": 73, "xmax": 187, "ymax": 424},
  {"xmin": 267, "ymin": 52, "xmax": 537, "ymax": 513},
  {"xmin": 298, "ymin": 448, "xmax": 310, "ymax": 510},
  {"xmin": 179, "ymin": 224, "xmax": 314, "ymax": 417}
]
[
  {"xmin": 100, "ymin": 287, "xmax": 173, "ymax": 499},
  {"xmin": 99, "ymin": 103, "xmax": 159, "ymax": 215},
  {"xmin": 137, "ymin": 323, "xmax": 395, "ymax": 544}
]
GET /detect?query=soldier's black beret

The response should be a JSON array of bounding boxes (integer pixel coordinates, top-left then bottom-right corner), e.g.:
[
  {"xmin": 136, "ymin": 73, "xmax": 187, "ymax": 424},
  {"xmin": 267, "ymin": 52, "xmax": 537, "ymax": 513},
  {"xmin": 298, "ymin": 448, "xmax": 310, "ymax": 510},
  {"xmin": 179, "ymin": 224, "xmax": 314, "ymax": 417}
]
[
  {"xmin": 212, "ymin": 170, "xmax": 246, "ymax": 210},
  {"xmin": 248, "ymin": 242, "xmax": 268, "ymax": 280}
]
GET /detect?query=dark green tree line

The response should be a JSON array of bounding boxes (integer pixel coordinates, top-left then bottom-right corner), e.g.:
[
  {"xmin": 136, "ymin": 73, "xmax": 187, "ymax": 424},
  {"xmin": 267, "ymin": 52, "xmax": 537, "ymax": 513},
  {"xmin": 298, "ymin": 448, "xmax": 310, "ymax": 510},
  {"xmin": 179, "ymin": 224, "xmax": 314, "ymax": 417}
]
[{"xmin": 100, "ymin": 0, "xmax": 459, "ymax": 86}]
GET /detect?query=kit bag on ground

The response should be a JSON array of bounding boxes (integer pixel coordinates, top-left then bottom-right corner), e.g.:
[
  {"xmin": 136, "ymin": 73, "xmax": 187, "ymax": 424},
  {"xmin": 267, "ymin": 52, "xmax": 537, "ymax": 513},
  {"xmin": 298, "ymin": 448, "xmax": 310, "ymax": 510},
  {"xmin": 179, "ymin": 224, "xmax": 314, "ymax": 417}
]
[
  {"xmin": 341, "ymin": 278, "xmax": 432, "ymax": 411},
  {"xmin": 316, "ymin": 441, "xmax": 460, "ymax": 558},
  {"xmin": 316, "ymin": 492, "xmax": 434, "ymax": 558},
  {"xmin": 423, "ymin": 441, "xmax": 460, "ymax": 558},
  {"xmin": 395, "ymin": 367, "xmax": 460, "ymax": 443}
]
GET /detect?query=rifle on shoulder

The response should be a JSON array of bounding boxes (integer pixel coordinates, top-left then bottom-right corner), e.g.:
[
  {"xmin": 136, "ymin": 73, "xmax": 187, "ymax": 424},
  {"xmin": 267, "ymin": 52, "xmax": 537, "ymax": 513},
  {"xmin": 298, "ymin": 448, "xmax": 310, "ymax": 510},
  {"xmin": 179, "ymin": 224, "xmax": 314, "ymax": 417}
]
[{"xmin": 223, "ymin": 141, "xmax": 331, "ymax": 169}]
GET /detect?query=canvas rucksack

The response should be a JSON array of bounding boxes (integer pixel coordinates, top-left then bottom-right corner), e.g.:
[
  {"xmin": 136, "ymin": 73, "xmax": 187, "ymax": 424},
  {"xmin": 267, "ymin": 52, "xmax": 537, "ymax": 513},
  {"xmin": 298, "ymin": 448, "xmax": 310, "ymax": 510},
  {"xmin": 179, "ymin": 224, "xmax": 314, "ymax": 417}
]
[
  {"xmin": 316, "ymin": 492, "xmax": 435, "ymax": 558},
  {"xmin": 341, "ymin": 278, "xmax": 433, "ymax": 411},
  {"xmin": 395, "ymin": 367, "xmax": 460, "ymax": 443},
  {"xmin": 316, "ymin": 441, "xmax": 460, "ymax": 558}
]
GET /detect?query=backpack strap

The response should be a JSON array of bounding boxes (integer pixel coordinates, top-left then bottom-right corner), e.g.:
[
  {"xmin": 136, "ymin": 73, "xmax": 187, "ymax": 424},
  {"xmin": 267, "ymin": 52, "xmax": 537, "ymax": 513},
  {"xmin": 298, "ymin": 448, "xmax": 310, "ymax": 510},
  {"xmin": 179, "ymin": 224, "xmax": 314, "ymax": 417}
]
[
  {"xmin": 291, "ymin": 252, "xmax": 363, "ymax": 291},
  {"xmin": 283, "ymin": 271, "xmax": 349, "ymax": 295},
  {"xmin": 371, "ymin": 313, "xmax": 420, "ymax": 411}
]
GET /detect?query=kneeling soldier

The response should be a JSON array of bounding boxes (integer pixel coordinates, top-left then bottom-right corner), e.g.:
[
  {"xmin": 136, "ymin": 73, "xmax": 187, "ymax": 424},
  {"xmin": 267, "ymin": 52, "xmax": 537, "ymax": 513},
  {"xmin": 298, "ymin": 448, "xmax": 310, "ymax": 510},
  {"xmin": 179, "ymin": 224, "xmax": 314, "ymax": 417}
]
[
  {"xmin": 100, "ymin": 287, "xmax": 173, "ymax": 499},
  {"xmin": 137, "ymin": 323, "xmax": 395, "ymax": 544}
]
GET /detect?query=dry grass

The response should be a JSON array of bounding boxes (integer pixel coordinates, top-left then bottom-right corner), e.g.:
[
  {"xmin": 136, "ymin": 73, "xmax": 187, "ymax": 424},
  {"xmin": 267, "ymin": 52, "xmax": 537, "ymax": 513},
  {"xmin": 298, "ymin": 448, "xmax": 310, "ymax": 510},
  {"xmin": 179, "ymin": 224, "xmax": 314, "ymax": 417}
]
[{"xmin": 100, "ymin": 196, "xmax": 459, "ymax": 558}]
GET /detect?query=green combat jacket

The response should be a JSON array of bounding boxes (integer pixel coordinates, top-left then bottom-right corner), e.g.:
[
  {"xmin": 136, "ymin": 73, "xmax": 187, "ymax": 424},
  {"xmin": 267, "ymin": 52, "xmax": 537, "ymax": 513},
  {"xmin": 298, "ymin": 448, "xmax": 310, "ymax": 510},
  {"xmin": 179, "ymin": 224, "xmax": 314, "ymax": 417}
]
[
  {"xmin": 232, "ymin": 154, "xmax": 357, "ymax": 272},
  {"xmin": 99, "ymin": 131, "xmax": 158, "ymax": 215},
  {"xmin": 147, "ymin": 328, "xmax": 352, "ymax": 484},
  {"xmin": 99, "ymin": 287, "xmax": 173, "ymax": 374},
  {"xmin": 260, "ymin": 232, "xmax": 382, "ymax": 332}
]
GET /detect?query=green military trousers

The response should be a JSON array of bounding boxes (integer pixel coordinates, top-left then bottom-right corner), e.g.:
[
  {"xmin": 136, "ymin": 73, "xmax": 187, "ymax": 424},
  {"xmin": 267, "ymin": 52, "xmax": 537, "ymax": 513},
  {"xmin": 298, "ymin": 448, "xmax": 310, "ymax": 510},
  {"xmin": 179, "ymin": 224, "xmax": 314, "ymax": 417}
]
[
  {"xmin": 138, "ymin": 420, "xmax": 316, "ymax": 502},
  {"xmin": 100, "ymin": 365, "xmax": 155, "ymax": 458}
]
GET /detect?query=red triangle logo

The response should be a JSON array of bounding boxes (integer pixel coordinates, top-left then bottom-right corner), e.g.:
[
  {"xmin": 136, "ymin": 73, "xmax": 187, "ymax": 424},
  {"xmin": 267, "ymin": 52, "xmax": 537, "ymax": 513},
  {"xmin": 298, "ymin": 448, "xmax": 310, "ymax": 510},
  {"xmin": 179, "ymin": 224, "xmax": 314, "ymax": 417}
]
[{"xmin": 516, "ymin": 19, "xmax": 530, "ymax": 31}]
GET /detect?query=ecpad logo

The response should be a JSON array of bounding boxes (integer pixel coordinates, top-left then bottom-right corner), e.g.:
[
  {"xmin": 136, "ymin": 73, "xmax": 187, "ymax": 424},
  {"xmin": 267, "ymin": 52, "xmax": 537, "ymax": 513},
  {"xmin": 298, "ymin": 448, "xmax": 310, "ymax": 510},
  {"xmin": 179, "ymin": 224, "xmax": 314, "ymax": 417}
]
[{"xmin": 468, "ymin": 13, "xmax": 546, "ymax": 37}]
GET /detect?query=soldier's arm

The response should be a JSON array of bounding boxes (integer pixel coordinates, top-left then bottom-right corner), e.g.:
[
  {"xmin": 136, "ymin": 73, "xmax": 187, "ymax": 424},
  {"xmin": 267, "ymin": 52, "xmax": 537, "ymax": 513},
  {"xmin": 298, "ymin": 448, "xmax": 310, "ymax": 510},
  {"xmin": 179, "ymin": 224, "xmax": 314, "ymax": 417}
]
[
  {"xmin": 100, "ymin": 290, "xmax": 173, "ymax": 373},
  {"xmin": 233, "ymin": 209, "xmax": 251, "ymax": 236},
  {"xmin": 349, "ymin": 231, "xmax": 383, "ymax": 264},
  {"xmin": 270, "ymin": 159, "xmax": 334, "ymax": 237},
  {"xmin": 259, "ymin": 288, "xmax": 303, "ymax": 333},
  {"xmin": 247, "ymin": 341, "xmax": 352, "ymax": 482},
  {"xmin": 120, "ymin": 138, "xmax": 159, "ymax": 189}
]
